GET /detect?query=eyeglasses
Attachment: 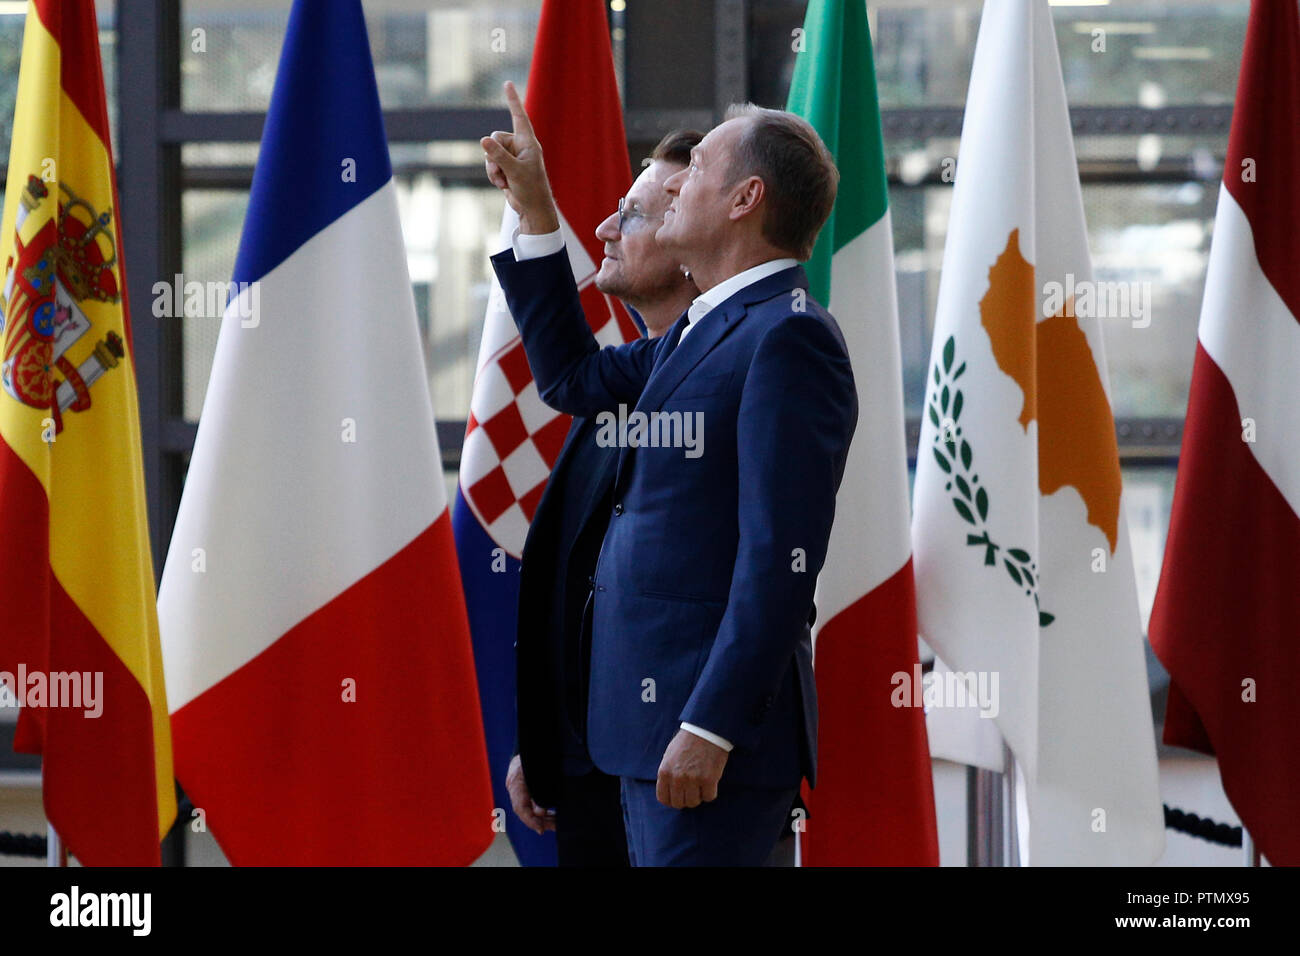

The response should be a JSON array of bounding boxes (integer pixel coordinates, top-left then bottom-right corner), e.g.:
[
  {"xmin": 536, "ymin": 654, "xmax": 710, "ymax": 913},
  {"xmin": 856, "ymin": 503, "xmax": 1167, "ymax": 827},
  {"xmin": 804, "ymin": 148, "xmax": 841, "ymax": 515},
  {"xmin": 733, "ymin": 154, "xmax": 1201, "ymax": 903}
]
[{"xmin": 617, "ymin": 197, "xmax": 665, "ymax": 234}]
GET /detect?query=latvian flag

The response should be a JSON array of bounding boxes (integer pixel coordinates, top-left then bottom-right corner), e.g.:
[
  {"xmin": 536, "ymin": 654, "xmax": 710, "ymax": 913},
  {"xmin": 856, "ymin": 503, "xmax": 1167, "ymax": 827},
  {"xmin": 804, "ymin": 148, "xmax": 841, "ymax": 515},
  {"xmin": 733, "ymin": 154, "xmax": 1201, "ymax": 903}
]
[
  {"xmin": 452, "ymin": 0, "xmax": 637, "ymax": 866},
  {"xmin": 1148, "ymin": 0, "xmax": 1300, "ymax": 867},
  {"xmin": 156, "ymin": 0, "xmax": 493, "ymax": 865}
]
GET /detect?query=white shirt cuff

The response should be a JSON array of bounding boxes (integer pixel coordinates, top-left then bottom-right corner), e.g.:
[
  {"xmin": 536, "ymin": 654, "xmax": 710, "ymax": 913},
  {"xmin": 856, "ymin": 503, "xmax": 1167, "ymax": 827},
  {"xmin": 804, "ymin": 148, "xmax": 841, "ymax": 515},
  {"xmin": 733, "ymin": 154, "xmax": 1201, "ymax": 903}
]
[
  {"xmin": 680, "ymin": 722, "xmax": 733, "ymax": 752},
  {"xmin": 511, "ymin": 226, "xmax": 564, "ymax": 261}
]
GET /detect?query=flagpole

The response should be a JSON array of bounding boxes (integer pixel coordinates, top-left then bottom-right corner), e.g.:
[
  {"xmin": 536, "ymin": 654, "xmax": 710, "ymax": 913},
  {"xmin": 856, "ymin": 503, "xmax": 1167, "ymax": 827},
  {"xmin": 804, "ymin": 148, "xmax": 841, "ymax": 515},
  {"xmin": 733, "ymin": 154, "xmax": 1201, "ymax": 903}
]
[
  {"xmin": 1242, "ymin": 829, "xmax": 1261, "ymax": 866},
  {"xmin": 1002, "ymin": 741, "xmax": 1021, "ymax": 866},
  {"xmin": 46, "ymin": 824, "xmax": 67, "ymax": 867},
  {"xmin": 967, "ymin": 765, "xmax": 1004, "ymax": 866}
]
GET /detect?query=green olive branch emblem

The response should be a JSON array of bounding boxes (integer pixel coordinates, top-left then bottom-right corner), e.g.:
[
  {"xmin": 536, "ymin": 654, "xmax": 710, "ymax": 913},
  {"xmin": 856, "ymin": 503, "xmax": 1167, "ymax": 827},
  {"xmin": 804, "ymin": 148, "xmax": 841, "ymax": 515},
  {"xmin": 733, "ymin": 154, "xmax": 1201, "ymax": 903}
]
[{"xmin": 928, "ymin": 335, "xmax": 1055, "ymax": 627}]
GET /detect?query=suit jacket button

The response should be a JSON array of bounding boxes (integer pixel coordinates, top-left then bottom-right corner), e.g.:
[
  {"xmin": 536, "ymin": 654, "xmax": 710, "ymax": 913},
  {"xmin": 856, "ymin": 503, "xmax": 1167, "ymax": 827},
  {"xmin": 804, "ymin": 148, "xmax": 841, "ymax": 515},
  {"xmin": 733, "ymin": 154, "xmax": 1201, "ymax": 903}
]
[{"xmin": 613, "ymin": 503, "xmax": 624, "ymax": 516}]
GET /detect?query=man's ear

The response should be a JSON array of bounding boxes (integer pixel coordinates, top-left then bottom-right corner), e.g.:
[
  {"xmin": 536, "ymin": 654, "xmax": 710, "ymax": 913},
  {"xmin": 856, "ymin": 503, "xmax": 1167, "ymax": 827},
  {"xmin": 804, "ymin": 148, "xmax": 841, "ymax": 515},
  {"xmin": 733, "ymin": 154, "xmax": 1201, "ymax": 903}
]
[{"xmin": 728, "ymin": 176, "xmax": 765, "ymax": 223}]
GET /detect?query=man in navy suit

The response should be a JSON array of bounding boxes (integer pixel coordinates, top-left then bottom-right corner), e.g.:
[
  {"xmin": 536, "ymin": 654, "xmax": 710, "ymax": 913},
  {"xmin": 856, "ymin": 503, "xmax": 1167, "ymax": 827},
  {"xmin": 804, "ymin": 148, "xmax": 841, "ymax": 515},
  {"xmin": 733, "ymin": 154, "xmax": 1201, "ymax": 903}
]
[
  {"xmin": 483, "ymin": 82, "xmax": 856, "ymax": 866},
  {"xmin": 503, "ymin": 129, "xmax": 702, "ymax": 866}
]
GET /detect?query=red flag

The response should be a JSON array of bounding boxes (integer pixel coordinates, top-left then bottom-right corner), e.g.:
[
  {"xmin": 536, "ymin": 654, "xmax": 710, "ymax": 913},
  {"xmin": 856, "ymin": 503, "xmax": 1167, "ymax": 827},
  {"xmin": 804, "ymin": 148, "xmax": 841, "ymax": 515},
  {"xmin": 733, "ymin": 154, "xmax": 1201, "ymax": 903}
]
[
  {"xmin": 525, "ymin": 0, "xmax": 638, "ymax": 345},
  {"xmin": 1148, "ymin": 0, "xmax": 1300, "ymax": 866},
  {"xmin": 452, "ymin": 0, "xmax": 636, "ymax": 866}
]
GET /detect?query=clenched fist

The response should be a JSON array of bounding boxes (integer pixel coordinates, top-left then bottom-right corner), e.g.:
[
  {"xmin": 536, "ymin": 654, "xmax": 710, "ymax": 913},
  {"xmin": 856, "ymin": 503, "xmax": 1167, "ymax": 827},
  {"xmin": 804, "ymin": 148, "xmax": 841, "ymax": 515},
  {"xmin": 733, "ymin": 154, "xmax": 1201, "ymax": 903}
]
[{"xmin": 656, "ymin": 729, "xmax": 729, "ymax": 809}]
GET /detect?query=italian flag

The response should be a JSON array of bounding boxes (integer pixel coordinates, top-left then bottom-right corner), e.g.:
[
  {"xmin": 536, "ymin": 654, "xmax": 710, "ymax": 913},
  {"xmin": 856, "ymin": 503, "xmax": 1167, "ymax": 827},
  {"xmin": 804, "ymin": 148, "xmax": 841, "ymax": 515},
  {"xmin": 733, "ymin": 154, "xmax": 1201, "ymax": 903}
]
[
  {"xmin": 787, "ymin": 0, "xmax": 939, "ymax": 866},
  {"xmin": 1148, "ymin": 0, "xmax": 1300, "ymax": 866}
]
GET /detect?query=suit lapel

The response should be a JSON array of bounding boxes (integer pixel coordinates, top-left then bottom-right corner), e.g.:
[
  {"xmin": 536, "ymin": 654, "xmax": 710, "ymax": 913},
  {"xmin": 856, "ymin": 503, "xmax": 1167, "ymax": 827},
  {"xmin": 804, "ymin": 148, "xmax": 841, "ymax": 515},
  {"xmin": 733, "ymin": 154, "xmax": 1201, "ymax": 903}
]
[
  {"xmin": 648, "ymin": 314, "xmax": 688, "ymax": 378},
  {"xmin": 551, "ymin": 415, "xmax": 588, "ymax": 473},
  {"xmin": 635, "ymin": 300, "xmax": 741, "ymax": 416},
  {"xmin": 528, "ymin": 416, "xmax": 589, "ymax": 547},
  {"xmin": 536, "ymin": 417, "xmax": 617, "ymax": 559},
  {"xmin": 573, "ymin": 438, "xmax": 618, "ymax": 532},
  {"xmin": 614, "ymin": 264, "xmax": 809, "ymax": 481}
]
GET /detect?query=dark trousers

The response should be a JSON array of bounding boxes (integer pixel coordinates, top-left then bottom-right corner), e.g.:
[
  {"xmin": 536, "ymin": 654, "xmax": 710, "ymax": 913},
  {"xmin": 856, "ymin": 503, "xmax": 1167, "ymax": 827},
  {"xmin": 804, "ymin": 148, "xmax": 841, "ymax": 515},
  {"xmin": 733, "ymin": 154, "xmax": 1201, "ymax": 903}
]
[
  {"xmin": 619, "ymin": 777, "xmax": 799, "ymax": 867},
  {"xmin": 555, "ymin": 769, "xmax": 631, "ymax": 867}
]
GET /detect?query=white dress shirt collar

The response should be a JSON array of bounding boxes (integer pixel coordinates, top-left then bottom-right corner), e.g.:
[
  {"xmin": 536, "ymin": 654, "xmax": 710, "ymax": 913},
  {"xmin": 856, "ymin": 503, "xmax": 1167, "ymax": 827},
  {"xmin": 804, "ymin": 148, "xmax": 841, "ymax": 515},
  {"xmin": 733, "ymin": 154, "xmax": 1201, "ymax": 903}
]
[{"xmin": 680, "ymin": 258, "xmax": 800, "ymax": 340}]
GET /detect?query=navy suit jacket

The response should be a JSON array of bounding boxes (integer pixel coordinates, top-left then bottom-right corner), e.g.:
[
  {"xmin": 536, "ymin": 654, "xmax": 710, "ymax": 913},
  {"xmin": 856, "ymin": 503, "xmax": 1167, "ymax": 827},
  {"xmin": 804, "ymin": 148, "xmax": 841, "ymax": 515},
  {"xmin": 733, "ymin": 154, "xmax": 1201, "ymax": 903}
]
[
  {"xmin": 492, "ymin": 248, "xmax": 857, "ymax": 790},
  {"xmin": 514, "ymin": 414, "xmax": 617, "ymax": 809}
]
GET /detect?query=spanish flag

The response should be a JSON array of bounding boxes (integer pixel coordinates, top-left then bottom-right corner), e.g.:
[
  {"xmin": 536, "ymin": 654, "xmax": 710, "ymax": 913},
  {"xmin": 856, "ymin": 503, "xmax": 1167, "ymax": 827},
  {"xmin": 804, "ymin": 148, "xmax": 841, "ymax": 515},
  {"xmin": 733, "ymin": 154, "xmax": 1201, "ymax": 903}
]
[{"xmin": 0, "ymin": 0, "xmax": 175, "ymax": 865}]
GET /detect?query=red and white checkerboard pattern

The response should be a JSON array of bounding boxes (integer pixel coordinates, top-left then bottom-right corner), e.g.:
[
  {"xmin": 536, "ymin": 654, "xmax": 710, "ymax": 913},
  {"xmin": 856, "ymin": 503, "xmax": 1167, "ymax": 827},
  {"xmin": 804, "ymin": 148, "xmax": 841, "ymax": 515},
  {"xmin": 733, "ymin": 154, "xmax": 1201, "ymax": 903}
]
[{"xmin": 459, "ymin": 211, "xmax": 636, "ymax": 559}]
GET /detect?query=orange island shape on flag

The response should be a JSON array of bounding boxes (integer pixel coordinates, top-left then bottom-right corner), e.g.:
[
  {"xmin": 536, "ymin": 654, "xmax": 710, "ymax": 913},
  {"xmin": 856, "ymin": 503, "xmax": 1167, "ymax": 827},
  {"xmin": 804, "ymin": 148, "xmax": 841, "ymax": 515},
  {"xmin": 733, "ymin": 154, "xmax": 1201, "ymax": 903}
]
[{"xmin": 977, "ymin": 227, "xmax": 1125, "ymax": 554}]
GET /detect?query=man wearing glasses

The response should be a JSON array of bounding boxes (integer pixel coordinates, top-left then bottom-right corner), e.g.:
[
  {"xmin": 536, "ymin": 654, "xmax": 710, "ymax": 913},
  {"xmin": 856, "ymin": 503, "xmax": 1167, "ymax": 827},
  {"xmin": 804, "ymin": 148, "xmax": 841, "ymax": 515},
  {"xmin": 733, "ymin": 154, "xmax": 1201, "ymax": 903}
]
[{"xmin": 503, "ymin": 129, "xmax": 702, "ymax": 866}]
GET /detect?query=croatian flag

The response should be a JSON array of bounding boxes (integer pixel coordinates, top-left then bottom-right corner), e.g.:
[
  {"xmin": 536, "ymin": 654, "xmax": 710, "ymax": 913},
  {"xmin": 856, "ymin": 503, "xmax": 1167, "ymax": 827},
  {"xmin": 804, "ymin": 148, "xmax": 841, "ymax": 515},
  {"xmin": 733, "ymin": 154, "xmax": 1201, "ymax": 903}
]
[
  {"xmin": 157, "ymin": 0, "xmax": 493, "ymax": 865},
  {"xmin": 453, "ymin": 0, "xmax": 636, "ymax": 866}
]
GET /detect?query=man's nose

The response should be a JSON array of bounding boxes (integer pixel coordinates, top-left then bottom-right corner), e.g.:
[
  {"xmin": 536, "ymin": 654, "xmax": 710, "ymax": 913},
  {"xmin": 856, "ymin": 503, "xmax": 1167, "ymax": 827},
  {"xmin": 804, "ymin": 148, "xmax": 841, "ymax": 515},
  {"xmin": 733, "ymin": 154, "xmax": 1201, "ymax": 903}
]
[
  {"xmin": 663, "ymin": 169, "xmax": 684, "ymax": 194},
  {"xmin": 595, "ymin": 210, "xmax": 620, "ymax": 242}
]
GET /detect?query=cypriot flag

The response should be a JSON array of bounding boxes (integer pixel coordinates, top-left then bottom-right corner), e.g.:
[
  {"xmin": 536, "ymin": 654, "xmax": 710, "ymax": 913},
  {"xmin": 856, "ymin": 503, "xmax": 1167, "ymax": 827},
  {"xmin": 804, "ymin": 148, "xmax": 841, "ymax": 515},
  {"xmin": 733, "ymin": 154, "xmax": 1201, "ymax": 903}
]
[{"xmin": 911, "ymin": 0, "xmax": 1163, "ymax": 865}]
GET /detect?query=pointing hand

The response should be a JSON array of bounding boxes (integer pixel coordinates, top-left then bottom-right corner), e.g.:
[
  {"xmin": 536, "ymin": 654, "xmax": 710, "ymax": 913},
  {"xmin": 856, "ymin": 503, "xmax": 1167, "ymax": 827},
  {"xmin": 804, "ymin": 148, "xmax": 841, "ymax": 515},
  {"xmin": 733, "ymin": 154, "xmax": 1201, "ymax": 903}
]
[{"xmin": 481, "ymin": 81, "xmax": 561, "ymax": 235}]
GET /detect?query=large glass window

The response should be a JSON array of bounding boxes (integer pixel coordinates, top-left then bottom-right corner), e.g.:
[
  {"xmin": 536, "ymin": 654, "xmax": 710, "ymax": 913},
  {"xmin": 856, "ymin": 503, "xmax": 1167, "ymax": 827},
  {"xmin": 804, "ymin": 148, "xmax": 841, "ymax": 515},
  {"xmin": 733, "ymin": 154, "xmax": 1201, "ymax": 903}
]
[
  {"xmin": 891, "ymin": 177, "xmax": 1218, "ymax": 420},
  {"xmin": 751, "ymin": 0, "xmax": 1247, "ymax": 109},
  {"xmin": 0, "ymin": 1, "xmax": 118, "ymax": 161},
  {"xmin": 179, "ymin": 0, "xmax": 541, "ymax": 111}
]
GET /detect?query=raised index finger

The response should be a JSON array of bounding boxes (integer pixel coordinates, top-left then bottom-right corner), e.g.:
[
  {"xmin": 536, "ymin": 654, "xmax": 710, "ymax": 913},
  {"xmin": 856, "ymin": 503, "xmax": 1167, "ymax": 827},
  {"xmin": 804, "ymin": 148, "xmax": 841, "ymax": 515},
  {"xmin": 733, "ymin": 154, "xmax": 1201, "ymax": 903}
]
[{"xmin": 504, "ymin": 80, "xmax": 536, "ymax": 140}]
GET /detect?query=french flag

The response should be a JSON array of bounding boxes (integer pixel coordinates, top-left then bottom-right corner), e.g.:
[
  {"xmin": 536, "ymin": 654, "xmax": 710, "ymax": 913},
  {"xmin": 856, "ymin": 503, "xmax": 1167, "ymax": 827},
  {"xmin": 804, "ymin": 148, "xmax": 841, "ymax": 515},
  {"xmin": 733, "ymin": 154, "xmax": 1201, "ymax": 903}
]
[
  {"xmin": 1148, "ymin": 0, "xmax": 1300, "ymax": 866},
  {"xmin": 157, "ymin": 0, "xmax": 493, "ymax": 865}
]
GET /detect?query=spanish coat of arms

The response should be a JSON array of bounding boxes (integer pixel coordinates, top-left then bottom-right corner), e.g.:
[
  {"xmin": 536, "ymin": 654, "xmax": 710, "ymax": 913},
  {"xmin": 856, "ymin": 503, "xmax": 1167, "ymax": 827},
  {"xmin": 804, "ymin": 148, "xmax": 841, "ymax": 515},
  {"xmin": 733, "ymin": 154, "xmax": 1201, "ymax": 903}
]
[{"xmin": 1, "ymin": 173, "xmax": 124, "ymax": 435}]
